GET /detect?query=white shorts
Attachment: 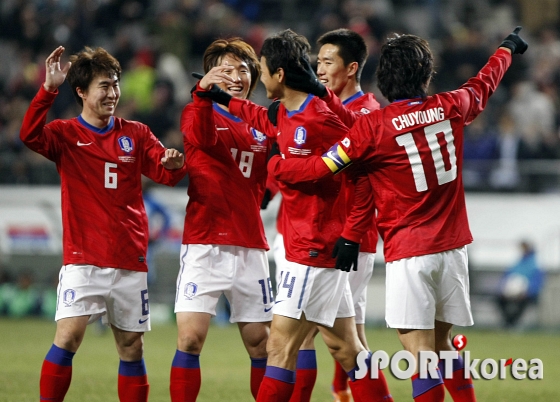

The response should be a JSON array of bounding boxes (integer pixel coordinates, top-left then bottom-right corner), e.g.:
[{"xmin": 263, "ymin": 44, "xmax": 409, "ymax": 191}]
[
  {"xmin": 175, "ymin": 244, "xmax": 273, "ymax": 323},
  {"xmin": 55, "ymin": 265, "xmax": 150, "ymax": 332},
  {"xmin": 273, "ymin": 234, "xmax": 288, "ymax": 288},
  {"xmin": 273, "ymin": 260, "xmax": 354, "ymax": 327},
  {"xmin": 385, "ymin": 246, "xmax": 474, "ymax": 329},
  {"xmin": 349, "ymin": 252, "xmax": 375, "ymax": 324}
]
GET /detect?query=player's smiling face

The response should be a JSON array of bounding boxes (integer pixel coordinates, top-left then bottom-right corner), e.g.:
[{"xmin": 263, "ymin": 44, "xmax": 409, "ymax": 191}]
[
  {"xmin": 79, "ymin": 73, "xmax": 120, "ymax": 119},
  {"xmin": 216, "ymin": 54, "xmax": 250, "ymax": 100},
  {"xmin": 317, "ymin": 44, "xmax": 350, "ymax": 95}
]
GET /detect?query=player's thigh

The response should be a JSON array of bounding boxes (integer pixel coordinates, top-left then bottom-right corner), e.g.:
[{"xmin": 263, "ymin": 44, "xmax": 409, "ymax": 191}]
[
  {"xmin": 348, "ymin": 252, "xmax": 375, "ymax": 324},
  {"xmin": 111, "ymin": 325, "xmax": 144, "ymax": 361},
  {"xmin": 228, "ymin": 246, "xmax": 273, "ymax": 323},
  {"xmin": 53, "ymin": 315, "xmax": 90, "ymax": 352},
  {"xmin": 385, "ymin": 254, "xmax": 441, "ymax": 329},
  {"xmin": 436, "ymin": 246, "xmax": 473, "ymax": 327},
  {"xmin": 274, "ymin": 262, "xmax": 351, "ymax": 327},
  {"xmin": 176, "ymin": 311, "xmax": 212, "ymax": 353},
  {"xmin": 175, "ymin": 244, "xmax": 231, "ymax": 316},
  {"xmin": 55, "ymin": 264, "xmax": 108, "ymax": 324},
  {"xmin": 106, "ymin": 269, "xmax": 150, "ymax": 332}
]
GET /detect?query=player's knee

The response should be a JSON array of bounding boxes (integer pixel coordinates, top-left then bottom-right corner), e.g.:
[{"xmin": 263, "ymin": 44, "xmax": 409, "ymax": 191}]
[{"xmin": 177, "ymin": 331, "xmax": 205, "ymax": 354}]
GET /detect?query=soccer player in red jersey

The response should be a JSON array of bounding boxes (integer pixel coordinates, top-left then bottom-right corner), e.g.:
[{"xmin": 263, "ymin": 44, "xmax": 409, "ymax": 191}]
[
  {"xmin": 200, "ymin": 29, "xmax": 392, "ymax": 402},
  {"xmin": 277, "ymin": 28, "xmax": 389, "ymax": 402},
  {"xmin": 268, "ymin": 27, "xmax": 528, "ymax": 402},
  {"xmin": 20, "ymin": 46, "xmax": 186, "ymax": 402},
  {"xmin": 170, "ymin": 38, "xmax": 274, "ymax": 401}
]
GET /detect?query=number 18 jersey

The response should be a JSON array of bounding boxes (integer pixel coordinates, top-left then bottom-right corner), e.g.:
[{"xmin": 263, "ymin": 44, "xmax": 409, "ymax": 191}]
[{"xmin": 180, "ymin": 99, "xmax": 270, "ymax": 250}]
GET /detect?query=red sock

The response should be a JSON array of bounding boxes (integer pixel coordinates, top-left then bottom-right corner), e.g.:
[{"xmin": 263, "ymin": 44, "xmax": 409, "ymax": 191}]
[
  {"xmin": 288, "ymin": 350, "xmax": 316, "ymax": 402},
  {"xmin": 250, "ymin": 358, "xmax": 267, "ymax": 399},
  {"xmin": 348, "ymin": 370, "xmax": 393, "ymax": 402},
  {"xmin": 118, "ymin": 359, "xmax": 149, "ymax": 402},
  {"xmin": 411, "ymin": 372, "xmax": 445, "ymax": 402},
  {"xmin": 170, "ymin": 351, "xmax": 201, "ymax": 402},
  {"xmin": 40, "ymin": 344, "xmax": 74, "ymax": 401},
  {"xmin": 332, "ymin": 360, "xmax": 349, "ymax": 393},
  {"xmin": 40, "ymin": 360, "xmax": 72, "ymax": 401},
  {"xmin": 438, "ymin": 357, "xmax": 476, "ymax": 401},
  {"xmin": 256, "ymin": 366, "xmax": 296, "ymax": 402}
]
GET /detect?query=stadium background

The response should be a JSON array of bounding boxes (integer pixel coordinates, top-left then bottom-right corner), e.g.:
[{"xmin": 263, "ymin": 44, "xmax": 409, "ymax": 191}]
[{"xmin": 0, "ymin": 0, "xmax": 559, "ymax": 400}]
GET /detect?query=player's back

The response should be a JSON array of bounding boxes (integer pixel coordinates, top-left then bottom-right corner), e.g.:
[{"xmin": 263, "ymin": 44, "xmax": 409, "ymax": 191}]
[{"xmin": 356, "ymin": 94, "xmax": 473, "ymax": 262}]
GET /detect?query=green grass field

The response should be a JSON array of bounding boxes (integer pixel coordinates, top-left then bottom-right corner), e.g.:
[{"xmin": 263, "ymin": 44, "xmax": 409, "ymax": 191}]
[{"xmin": 0, "ymin": 318, "xmax": 558, "ymax": 401}]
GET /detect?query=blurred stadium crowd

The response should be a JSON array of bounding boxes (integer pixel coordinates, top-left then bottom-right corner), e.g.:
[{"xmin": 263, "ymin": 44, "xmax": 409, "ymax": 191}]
[{"xmin": 1, "ymin": 0, "xmax": 560, "ymax": 191}]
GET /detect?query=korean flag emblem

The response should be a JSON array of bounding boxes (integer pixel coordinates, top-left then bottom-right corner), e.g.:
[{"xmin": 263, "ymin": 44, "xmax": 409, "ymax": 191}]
[
  {"xmin": 118, "ymin": 136, "xmax": 134, "ymax": 153},
  {"xmin": 293, "ymin": 126, "xmax": 307, "ymax": 147},
  {"xmin": 251, "ymin": 128, "xmax": 267, "ymax": 144}
]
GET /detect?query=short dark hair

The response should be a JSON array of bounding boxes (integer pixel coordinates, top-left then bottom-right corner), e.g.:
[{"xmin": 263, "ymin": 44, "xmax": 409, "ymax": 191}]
[
  {"xmin": 260, "ymin": 29, "xmax": 311, "ymax": 77},
  {"xmin": 67, "ymin": 47, "xmax": 122, "ymax": 107},
  {"xmin": 317, "ymin": 28, "xmax": 368, "ymax": 82},
  {"xmin": 203, "ymin": 38, "xmax": 261, "ymax": 97},
  {"xmin": 376, "ymin": 34, "xmax": 434, "ymax": 102}
]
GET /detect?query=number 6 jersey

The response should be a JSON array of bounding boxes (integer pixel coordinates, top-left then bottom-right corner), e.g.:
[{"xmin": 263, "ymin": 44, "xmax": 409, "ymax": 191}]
[
  {"xmin": 20, "ymin": 86, "xmax": 187, "ymax": 272},
  {"xmin": 180, "ymin": 95, "xmax": 270, "ymax": 250}
]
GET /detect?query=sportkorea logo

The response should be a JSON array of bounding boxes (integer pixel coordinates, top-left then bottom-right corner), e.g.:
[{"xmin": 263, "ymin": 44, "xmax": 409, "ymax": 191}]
[
  {"xmin": 118, "ymin": 136, "xmax": 134, "ymax": 153},
  {"xmin": 355, "ymin": 334, "xmax": 543, "ymax": 381}
]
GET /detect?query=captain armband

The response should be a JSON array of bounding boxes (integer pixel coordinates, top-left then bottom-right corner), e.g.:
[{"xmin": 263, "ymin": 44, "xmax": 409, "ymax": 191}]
[{"xmin": 322, "ymin": 143, "xmax": 352, "ymax": 174}]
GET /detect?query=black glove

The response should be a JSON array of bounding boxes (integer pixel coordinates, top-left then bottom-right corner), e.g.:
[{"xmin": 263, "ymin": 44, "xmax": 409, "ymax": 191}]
[
  {"xmin": 267, "ymin": 100, "xmax": 280, "ymax": 126},
  {"xmin": 191, "ymin": 72, "xmax": 232, "ymax": 107},
  {"xmin": 285, "ymin": 56, "xmax": 327, "ymax": 97},
  {"xmin": 499, "ymin": 26, "xmax": 528, "ymax": 55},
  {"xmin": 332, "ymin": 237, "xmax": 360, "ymax": 272},
  {"xmin": 260, "ymin": 189, "xmax": 272, "ymax": 210}
]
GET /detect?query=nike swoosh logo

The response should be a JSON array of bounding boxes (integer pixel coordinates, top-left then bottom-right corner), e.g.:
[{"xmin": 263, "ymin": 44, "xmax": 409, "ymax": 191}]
[
  {"xmin": 327, "ymin": 151, "xmax": 344, "ymax": 166},
  {"xmin": 264, "ymin": 306, "xmax": 273, "ymax": 312},
  {"xmin": 77, "ymin": 141, "xmax": 93, "ymax": 146},
  {"xmin": 138, "ymin": 318, "xmax": 149, "ymax": 324},
  {"xmin": 216, "ymin": 127, "xmax": 229, "ymax": 131}
]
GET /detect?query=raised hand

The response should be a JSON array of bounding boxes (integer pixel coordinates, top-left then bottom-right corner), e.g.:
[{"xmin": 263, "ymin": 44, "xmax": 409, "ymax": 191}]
[
  {"xmin": 191, "ymin": 70, "xmax": 233, "ymax": 107},
  {"xmin": 161, "ymin": 148, "xmax": 185, "ymax": 170},
  {"xmin": 284, "ymin": 56, "xmax": 327, "ymax": 97},
  {"xmin": 499, "ymin": 26, "xmax": 528, "ymax": 55},
  {"xmin": 44, "ymin": 46, "xmax": 72, "ymax": 92}
]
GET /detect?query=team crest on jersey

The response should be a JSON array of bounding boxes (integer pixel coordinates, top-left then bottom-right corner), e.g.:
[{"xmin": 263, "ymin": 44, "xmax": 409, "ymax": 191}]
[
  {"xmin": 184, "ymin": 282, "xmax": 198, "ymax": 300},
  {"xmin": 63, "ymin": 289, "xmax": 76, "ymax": 306},
  {"xmin": 342, "ymin": 137, "xmax": 351, "ymax": 148},
  {"xmin": 293, "ymin": 126, "xmax": 307, "ymax": 147},
  {"xmin": 118, "ymin": 136, "xmax": 134, "ymax": 153},
  {"xmin": 251, "ymin": 128, "xmax": 267, "ymax": 144},
  {"xmin": 360, "ymin": 108, "xmax": 371, "ymax": 114}
]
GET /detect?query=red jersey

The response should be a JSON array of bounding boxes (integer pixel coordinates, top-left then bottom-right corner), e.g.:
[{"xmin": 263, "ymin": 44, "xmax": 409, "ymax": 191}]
[
  {"xmin": 269, "ymin": 49, "xmax": 512, "ymax": 262},
  {"xmin": 324, "ymin": 88, "xmax": 381, "ymax": 128},
  {"xmin": 229, "ymin": 94, "xmax": 350, "ymax": 267},
  {"xmin": 181, "ymin": 95, "xmax": 270, "ymax": 250},
  {"xmin": 20, "ymin": 86, "xmax": 187, "ymax": 272},
  {"xmin": 337, "ymin": 91, "xmax": 381, "ymax": 253}
]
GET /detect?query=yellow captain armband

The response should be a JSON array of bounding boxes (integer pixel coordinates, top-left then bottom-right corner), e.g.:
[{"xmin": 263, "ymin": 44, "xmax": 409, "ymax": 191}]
[{"xmin": 322, "ymin": 143, "xmax": 352, "ymax": 174}]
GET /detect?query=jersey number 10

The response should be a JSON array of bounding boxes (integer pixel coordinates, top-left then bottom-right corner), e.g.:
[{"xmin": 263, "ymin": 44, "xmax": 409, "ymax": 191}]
[{"xmin": 396, "ymin": 120, "xmax": 457, "ymax": 192}]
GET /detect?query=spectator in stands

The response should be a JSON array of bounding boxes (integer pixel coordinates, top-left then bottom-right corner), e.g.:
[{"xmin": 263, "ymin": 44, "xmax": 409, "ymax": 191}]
[{"xmin": 495, "ymin": 240, "xmax": 545, "ymax": 328}]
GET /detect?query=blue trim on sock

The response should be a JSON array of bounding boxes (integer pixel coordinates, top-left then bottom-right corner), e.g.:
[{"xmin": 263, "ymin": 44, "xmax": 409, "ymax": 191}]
[
  {"xmin": 45, "ymin": 344, "xmax": 75, "ymax": 366},
  {"xmin": 119, "ymin": 359, "xmax": 147, "ymax": 377},
  {"xmin": 265, "ymin": 366, "xmax": 296, "ymax": 384},
  {"xmin": 172, "ymin": 350, "xmax": 200, "ymax": 369},
  {"xmin": 347, "ymin": 351, "xmax": 371, "ymax": 382},
  {"xmin": 412, "ymin": 371, "xmax": 443, "ymax": 398},
  {"xmin": 438, "ymin": 354, "xmax": 465, "ymax": 374},
  {"xmin": 296, "ymin": 350, "xmax": 317, "ymax": 369},
  {"xmin": 251, "ymin": 357, "xmax": 267, "ymax": 369}
]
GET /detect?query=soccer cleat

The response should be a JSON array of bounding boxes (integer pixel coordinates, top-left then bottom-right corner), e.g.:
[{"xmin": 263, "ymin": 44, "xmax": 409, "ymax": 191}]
[{"xmin": 332, "ymin": 388, "xmax": 352, "ymax": 402}]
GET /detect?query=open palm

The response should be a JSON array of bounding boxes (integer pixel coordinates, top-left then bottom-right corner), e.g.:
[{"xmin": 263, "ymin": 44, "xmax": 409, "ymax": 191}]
[{"xmin": 44, "ymin": 46, "xmax": 72, "ymax": 92}]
